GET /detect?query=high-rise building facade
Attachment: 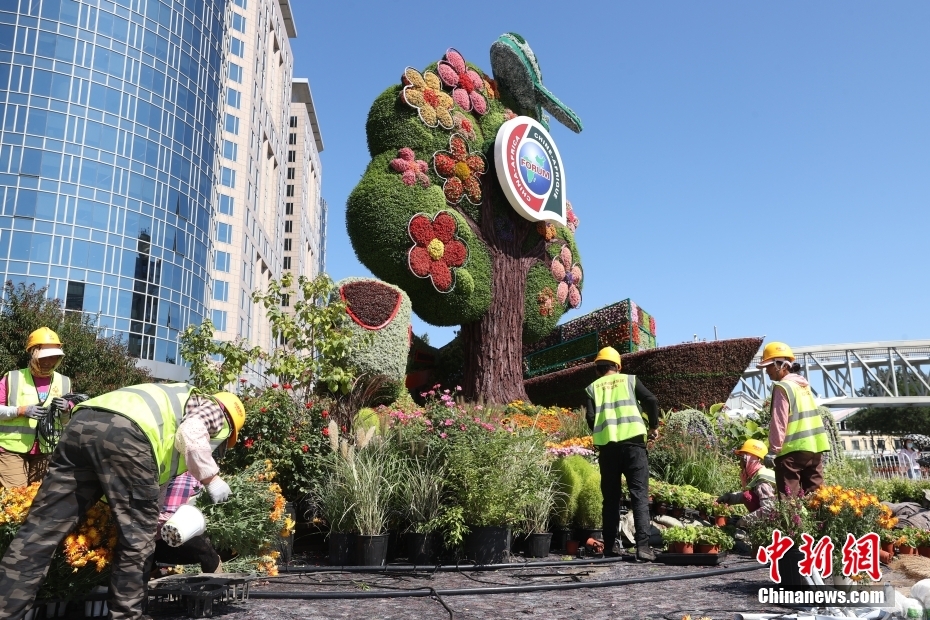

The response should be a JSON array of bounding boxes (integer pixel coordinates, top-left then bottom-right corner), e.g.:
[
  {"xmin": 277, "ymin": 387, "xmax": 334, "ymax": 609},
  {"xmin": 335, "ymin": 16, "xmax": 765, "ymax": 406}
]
[
  {"xmin": 0, "ymin": 0, "xmax": 226, "ymax": 379},
  {"xmin": 0, "ymin": 0, "xmax": 326, "ymax": 380},
  {"xmin": 209, "ymin": 0, "xmax": 326, "ymax": 361}
]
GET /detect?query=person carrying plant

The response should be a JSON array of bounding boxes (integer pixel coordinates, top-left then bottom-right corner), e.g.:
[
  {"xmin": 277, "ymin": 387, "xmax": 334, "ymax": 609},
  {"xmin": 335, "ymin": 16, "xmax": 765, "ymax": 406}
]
[
  {"xmin": 0, "ymin": 327, "xmax": 84, "ymax": 488},
  {"xmin": 0, "ymin": 384, "xmax": 246, "ymax": 620},
  {"xmin": 585, "ymin": 347, "xmax": 660, "ymax": 562},
  {"xmin": 758, "ymin": 341, "xmax": 830, "ymax": 498},
  {"xmin": 716, "ymin": 439, "xmax": 776, "ymax": 523}
]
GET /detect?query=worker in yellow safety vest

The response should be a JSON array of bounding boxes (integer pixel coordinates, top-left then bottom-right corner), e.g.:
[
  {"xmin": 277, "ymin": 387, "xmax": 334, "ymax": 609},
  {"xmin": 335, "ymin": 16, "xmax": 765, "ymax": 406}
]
[
  {"xmin": 0, "ymin": 383, "xmax": 246, "ymax": 620},
  {"xmin": 0, "ymin": 327, "xmax": 78, "ymax": 488},
  {"xmin": 585, "ymin": 347, "xmax": 660, "ymax": 562},
  {"xmin": 757, "ymin": 341, "xmax": 830, "ymax": 497}
]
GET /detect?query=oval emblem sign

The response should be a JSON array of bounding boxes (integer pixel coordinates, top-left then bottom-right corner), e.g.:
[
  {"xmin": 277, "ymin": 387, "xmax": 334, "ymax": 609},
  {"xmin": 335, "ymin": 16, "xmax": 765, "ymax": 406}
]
[{"xmin": 494, "ymin": 116, "xmax": 566, "ymax": 225}]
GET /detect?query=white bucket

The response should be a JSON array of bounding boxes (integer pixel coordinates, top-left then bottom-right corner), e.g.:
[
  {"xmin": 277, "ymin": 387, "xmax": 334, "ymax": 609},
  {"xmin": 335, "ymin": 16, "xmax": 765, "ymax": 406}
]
[{"xmin": 161, "ymin": 504, "xmax": 206, "ymax": 547}]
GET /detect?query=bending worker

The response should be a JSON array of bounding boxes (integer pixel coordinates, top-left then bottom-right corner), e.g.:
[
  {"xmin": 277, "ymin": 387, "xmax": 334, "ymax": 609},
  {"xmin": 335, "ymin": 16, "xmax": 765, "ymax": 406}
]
[
  {"xmin": 757, "ymin": 341, "xmax": 829, "ymax": 497},
  {"xmin": 151, "ymin": 472, "xmax": 223, "ymax": 576},
  {"xmin": 585, "ymin": 346, "xmax": 660, "ymax": 562},
  {"xmin": 0, "ymin": 383, "xmax": 245, "ymax": 620},
  {"xmin": 0, "ymin": 327, "xmax": 74, "ymax": 488},
  {"xmin": 716, "ymin": 439, "xmax": 776, "ymax": 524}
]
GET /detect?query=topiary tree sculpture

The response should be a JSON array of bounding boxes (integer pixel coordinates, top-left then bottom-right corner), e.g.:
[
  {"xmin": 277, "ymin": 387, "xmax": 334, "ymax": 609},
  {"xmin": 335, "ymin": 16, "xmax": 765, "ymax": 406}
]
[{"xmin": 347, "ymin": 33, "xmax": 585, "ymax": 403}]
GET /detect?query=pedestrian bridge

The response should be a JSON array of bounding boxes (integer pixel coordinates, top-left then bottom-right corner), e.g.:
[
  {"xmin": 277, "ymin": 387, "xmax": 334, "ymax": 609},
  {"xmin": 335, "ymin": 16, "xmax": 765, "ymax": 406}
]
[{"xmin": 734, "ymin": 340, "xmax": 930, "ymax": 409}]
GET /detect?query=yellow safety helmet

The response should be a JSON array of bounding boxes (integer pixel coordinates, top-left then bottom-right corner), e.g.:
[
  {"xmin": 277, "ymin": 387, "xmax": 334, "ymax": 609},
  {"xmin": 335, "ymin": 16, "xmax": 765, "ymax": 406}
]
[
  {"xmin": 26, "ymin": 327, "xmax": 62, "ymax": 352},
  {"xmin": 756, "ymin": 341, "xmax": 794, "ymax": 368},
  {"xmin": 213, "ymin": 392, "xmax": 246, "ymax": 449},
  {"xmin": 734, "ymin": 439, "xmax": 767, "ymax": 459},
  {"xmin": 594, "ymin": 347, "xmax": 622, "ymax": 369}
]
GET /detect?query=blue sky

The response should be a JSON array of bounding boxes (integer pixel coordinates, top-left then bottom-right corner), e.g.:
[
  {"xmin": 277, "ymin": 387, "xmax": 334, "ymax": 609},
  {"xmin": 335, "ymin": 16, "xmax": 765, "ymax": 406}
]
[{"xmin": 289, "ymin": 1, "xmax": 929, "ymax": 350}]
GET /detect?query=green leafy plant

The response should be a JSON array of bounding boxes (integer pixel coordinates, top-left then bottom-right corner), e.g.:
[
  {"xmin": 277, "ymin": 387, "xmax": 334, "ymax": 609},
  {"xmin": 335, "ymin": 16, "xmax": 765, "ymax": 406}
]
[
  {"xmin": 574, "ymin": 466, "xmax": 602, "ymax": 529},
  {"xmin": 662, "ymin": 525, "xmax": 698, "ymax": 544},
  {"xmin": 552, "ymin": 456, "xmax": 584, "ymax": 527},
  {"xmin": 695, "ymin": 526, "xmax": 735, "ymax": 551},
  {"xmin": 179, "ymin": 318, "xmax": 262, "ymax": 393},
  {"xmin": 395, "ymin": 451, "xmax": 445, "ymax": 534}
]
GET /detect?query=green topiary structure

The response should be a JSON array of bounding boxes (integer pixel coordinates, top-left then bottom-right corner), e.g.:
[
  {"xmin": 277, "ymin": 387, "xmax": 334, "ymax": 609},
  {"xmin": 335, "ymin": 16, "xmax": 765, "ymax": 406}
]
[
  {"xmin": 337, "ymin": 277, "xmax": 413, "ymax": 388},
  {"xmin": 347, "ymin": 35, "xmax": 584, "ymax": 404}
]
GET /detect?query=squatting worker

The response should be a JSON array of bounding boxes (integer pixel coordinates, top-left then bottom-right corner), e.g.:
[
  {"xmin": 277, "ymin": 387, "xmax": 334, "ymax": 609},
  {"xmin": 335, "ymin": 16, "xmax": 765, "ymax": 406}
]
[
  {"xmin": 585, "ymin": 346, "xmax": 660, "ymax": 562},
  {"xmin": 758, "ymin": 341, "xmax": 829, "ymax": 497},
  {"xmin": 0, "ymin": 383, "xmax": 246, "ymax": 620},
  {"xmin": 151, "ymin": 472, "xmax": 223, "ymax": 576},
  {"xmin": 715, "ymin": 439, "xmax": 776, "ymax": 526},
  {"xmin": 0, "ymin": 327, "xmax": 75, "ymax": 488}
]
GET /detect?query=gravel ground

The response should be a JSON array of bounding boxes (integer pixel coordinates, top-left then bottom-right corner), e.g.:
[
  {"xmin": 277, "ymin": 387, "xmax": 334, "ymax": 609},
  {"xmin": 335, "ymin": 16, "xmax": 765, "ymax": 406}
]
[{"xmin": 147, "ymin": 553, "xmax": 805, "ymax": 620}]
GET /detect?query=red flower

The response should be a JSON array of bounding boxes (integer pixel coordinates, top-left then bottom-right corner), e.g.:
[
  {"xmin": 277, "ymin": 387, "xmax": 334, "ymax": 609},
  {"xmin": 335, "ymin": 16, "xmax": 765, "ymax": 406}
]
[
  {"xmin": 301, "ymin": 444, "xmax": 310, "ymax": 453},
  {"xmin": 341, "ymin": 425, "xmax": 347, "ymax": 433},
  {"xmin": 433, "ymin": 134, "xmax": 485, "ymax": 205},
  {"xmin": 305, "ymin": 402, "xmax": 314, "ymax": 409},
  {"xmin": 436, "ymin": 48, "xmax": 488, "ymax": 115},
  {"xmin": 244, "ymin": 438, "xmax": 254, "ymax": 449},
  {"xmin": 407, "ymin": 211, "xmax": 468, "ymax": 293},
  {"xmin": 282, "ymin": 383, "xmax": 292, "ymax": 390},
  {"xmin": 321, "ymin": 410, "xmax": 329, "ymax": 418},
  {"xmin": 322, "ymin": 428, "xmax": 329, "ymax": 437},
  {"xmin": 239, "ymin": 378, "xmax": 248, "ymax": 383},
  {"xmin": 271, "ymin": 383, "xmax": 279, "ymax": 388},
  {"xmin": 260, "ymin": 407, "xmax": 268, "ymax": 413}
]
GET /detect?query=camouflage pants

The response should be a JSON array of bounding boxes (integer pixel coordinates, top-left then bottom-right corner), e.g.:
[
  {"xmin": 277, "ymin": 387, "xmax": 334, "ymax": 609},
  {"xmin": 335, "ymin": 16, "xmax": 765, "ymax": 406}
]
[{"xmin": 0, "ymin": 409, "xmax": 160, "ymax": 620}]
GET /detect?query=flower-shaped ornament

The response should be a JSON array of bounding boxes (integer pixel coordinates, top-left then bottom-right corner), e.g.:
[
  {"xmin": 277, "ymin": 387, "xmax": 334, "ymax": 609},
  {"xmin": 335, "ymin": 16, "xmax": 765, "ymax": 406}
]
[
  {"xmin": 434, "ymin": 134, "xmax": 486, "ymax": 205},
  {"xmin": 437, "ymin": 48, "xmax": 488, "ymax": 115},
  {"xmin": 390, "ymin": 148, "xmax": 430, "ymax": 187},
  {"xmin": 550, "ymin": 245, "xmax": 582, "ymax": 308},
  {"xmin": 408, "ymin": 211, "xmax": 468, "ymax": 293},
  {"xmin": 402, "ymin": 67, "xmax": 454, "ymax": 129}
]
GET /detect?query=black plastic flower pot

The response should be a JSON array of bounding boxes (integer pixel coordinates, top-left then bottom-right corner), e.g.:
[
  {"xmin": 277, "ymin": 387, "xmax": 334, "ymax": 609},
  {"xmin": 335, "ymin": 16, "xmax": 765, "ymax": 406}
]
[
  {"xmin": 406, "ymin": 532, "xmax": 436, "ymax": 565},
  {"xmin": 466, "ymin": 526, "xmax": 510, "ymax": 565},
  {"xmin": 525, "ymin": 532, "xmax": 553, "ymax": 558},
  {"xmin": 328, "ymin": 532, "xmax": 355, "ymax": 566},
  {"xmin": 356, "ymin": 534, "xmax": 390, "ymax": 567},
  {"xmin": 551, "ymin": 526, "xmax": 573, "ymax": 552},
  {"xmin": 775, "ymin": 549, "xmax": 806, "ymax": 587}
]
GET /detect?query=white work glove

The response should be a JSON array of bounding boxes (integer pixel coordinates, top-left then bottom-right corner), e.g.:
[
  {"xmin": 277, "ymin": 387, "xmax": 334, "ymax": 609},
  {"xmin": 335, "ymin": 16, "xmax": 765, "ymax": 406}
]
[
  {"xmin": 206, "ymin": 477, "xmax": 231, "ymax": 504},
  {"xmin": 20, "ymin": 405, "xmax": 48, "ymax": 420}
]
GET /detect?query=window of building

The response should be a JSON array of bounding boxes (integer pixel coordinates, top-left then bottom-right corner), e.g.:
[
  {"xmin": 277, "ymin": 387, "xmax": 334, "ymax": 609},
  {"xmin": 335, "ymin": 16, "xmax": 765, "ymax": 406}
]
[
  {"xmin": 285, "ymin": 203, "xmax": 293, "ymax": 215},
  {"xmin": 212, "ymin": 309, "xmax": 228, "ymax": 332},
  {"xmin": 287, "ymin": 167, "xmax": 295, "ymax": 180},
  {"xmin": 232, "ymin": 0, "xmax": 247, "ymax": 8},
  {"xmin": 230, "ymin": 37, "xmax": 244, "ymax": 58},
  {"xmin": 852, "ymin": 440, "xmax": 860, "ymax": 451},
  {"xmin": 224, "ymin": 113, "xmax": 239, "ymax": 135},
  {"xmin": 218, "ymin": 195, "xmax": 234, "ymax": 215},
  {"xmin": 281, "ymin": 293, "xmax": 290, "ymax": 306},
  {"xmin": 214, "ymin": 250, "xmax": 231, "ymax": 272},
  {"xmin": 283, "ymin": 238, "xmax": 292, "ymax": 252},
  {"xmin": 222, "ymin": 140, "xmax": 238, "ymax": 161},
  {"xmin": 231, "ymin": 13, "xmax": 246, "ymax": 33},
  {"xmin": 227, "ymin": 88, "xmax": 241, "ymax": 109},
  {"xmin": 228, "ymin": 63, "xmax": 243, "ymax": 84},
  {"xmin": 288, "ymin": 150, "xmax": 296, "ymax": 163},
  {"xmin": 282, "ymin": 257, "xmax": 291, "ymax": 271},
  {"xmin": 289, "ymin": 116, "xmax": 297, "ymax": 128},
  {"xmin": 286, "ymin": 185, "xmax": 294, "ymax": 197},
  {"xmin": 288, "ymin": 133, "xmax": 296, "ymax": 145},
  {"xmin": 65, "ymin": 281, "xmax": 85, "ymax": 311},
  {"xmin": 877, "ymin": 439, "xmax": 886, "ymax": 450},
  {"xmin": 284, "ymin": 220, "xmax": 293, "ymax": 233},
  {"xmin": 220, "ymin": 167, "xmax": 236, "ymax": 188},
  {"xmin": 216, "ymin": 222, "xmax": 232, "ymax": 244},
  {"xmin": 213, "ymin": 280, "xmax": 229, "ymax": 302}
]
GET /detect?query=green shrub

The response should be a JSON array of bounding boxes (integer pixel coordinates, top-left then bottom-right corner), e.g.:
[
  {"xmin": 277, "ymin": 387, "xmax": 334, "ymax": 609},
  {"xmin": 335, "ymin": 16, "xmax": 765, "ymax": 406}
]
[
  {"xmin": 575, "ymin": 468, "xmax": 602, "ymax": 529},
  {"xmin": 662, "ymin": 525, "xmax": 698, "ymax": 544},
  {"xmin": 552, "ymin": 457, "xmax": 583, "ymax": 527}
]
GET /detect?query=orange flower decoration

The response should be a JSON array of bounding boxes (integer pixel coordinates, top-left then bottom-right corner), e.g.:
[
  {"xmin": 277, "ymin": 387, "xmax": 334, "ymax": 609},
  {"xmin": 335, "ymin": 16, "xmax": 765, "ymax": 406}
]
[
  {"xmin": 402, "ymin": 67, "xmax": 454, "ymax": 129},
  {"xmin": 433, "ymin": 134, "xmax": 486, "ymax": 205}
]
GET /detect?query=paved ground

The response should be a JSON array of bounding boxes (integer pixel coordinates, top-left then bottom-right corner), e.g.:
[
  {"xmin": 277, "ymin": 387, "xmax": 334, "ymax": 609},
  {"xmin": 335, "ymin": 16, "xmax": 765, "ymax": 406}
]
[{"xmin": 148, "ymin": 553, "xmax": 804, "ymax": 620}]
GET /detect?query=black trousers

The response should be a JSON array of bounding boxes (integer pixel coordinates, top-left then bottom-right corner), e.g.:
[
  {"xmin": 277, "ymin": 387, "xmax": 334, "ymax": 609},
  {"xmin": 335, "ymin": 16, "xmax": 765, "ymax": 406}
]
[
  {"xmin": 152, "ymin": 536, "xmax": 221, "ymax": 573},
  {"xmin": 0, "ymin": 409, "xmax": 159, "ymax": 620},
  {"xmin": 599, "ymin": 440, "xmax": 651, "ymax": 548}
]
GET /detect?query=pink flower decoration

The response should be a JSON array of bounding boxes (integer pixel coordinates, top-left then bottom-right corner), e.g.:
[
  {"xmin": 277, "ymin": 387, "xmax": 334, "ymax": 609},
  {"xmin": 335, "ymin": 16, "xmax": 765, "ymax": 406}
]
[
  {"xmin": 437, "ymin": 48, "xmax": 488, "ymax": 115},
  {"xmin": 390, "ymin": 148, "xmax": 430, "ymax": 187},
  {"xmin": 553, "ymin": 245, "xmax": 582, "ymax": 309},
  {"xmin": 566, "ymin": 201, "xmax": 580, "ymax": 232}
]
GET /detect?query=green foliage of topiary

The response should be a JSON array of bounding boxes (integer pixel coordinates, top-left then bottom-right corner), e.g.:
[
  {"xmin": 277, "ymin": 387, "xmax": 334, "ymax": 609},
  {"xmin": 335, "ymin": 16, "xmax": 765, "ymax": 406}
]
[
  {"xmin": 337, "ymin": 277, "xmax": 412, "ymax": 385},
  {"xmin": 552, "ymin": 456, "xmax": 583, "ymax": 527},
  {"xmin": 523, "ymin": 262, "xmax": 566, "ymax": 344},
  {"xmin": 346, "ymin": 153, "xmax": 492, "ymax": 326},
  {"xmin": 552, "ymin": 455, "xmax": 601, "ymax": 528},
  {"xmin": 366, "ymin": 85, "xmax": 454, "ymax": 161},
  {"xmin": 575, "ymin": 466, "xmax": 603, "ymax": 529}
]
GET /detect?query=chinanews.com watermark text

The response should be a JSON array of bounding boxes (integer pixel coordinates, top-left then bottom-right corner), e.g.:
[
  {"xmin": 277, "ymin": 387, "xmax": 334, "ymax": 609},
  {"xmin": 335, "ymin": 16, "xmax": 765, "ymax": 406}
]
[{"xmin": 757, "ymin": 586, "xmax": 891, "ymax": 608}]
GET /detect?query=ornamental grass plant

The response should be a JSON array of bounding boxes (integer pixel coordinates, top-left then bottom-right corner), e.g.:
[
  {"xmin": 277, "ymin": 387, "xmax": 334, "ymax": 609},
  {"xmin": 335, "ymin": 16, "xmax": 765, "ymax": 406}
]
[{"xmin": 394, "ymin": 451, "xmax": 445, "ymax": 534}]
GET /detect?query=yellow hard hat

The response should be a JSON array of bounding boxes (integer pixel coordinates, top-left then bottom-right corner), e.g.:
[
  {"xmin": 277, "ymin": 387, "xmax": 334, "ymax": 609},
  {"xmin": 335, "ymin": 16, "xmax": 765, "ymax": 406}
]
[
  {"xmin": 26, "ymin": 327, "xmax": 62, "ymax": 352},
  {"xmin": 757, "ymin": 341, "xmax": 794, "ymax": 368},
  {"xmin": 735, "ymin": 439, "xmax": 767, "ymax": 459},
  {"xmin": 594, "ymin": 347, "xmax": 622, "ymax": 368},
  {"xmin": 213, "ymin": 392, "xmax": 246, "ymax": 449}
]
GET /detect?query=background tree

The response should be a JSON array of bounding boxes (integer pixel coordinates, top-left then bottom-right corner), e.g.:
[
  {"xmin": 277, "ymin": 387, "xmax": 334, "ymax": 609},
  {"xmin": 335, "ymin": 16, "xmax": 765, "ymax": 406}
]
[
  {"xmin": 347, "ymin": 35, "xmax": 584, "ymax": 403},
  {"xmin": 0, "ymin": 282, "xmax": 151, "ymax": 396},
  {"xmin": 849, "ymin": 367, "xmax": 930, "ymax": 435},
  {"xmin": 179, "ymin": 319, "xmax": 262, "ymax": 394}
]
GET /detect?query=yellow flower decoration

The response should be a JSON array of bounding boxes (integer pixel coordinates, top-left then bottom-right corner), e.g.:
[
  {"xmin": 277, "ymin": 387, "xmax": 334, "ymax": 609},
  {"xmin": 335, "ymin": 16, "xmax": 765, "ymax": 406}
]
[{"xmin": 402, "ymin": 68, "xmax": 454, "ymax": 129}]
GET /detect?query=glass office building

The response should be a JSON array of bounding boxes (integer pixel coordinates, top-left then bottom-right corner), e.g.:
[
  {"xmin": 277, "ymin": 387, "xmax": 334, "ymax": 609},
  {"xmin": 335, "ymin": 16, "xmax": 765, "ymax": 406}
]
[{"xmin": 0, "ymin": 0, "xmax": 226, "ymax": 379}]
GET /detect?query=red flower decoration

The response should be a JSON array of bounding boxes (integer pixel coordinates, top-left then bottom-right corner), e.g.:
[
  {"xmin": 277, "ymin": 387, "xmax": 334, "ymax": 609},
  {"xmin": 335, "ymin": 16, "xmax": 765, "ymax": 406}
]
[
  {"xmin": 407, "ymin": 211, "xmax": 469, "ymax": 293},
  {"xmin": 436, "ymin": 48, "xmax": 488, "ymax": 115},
  {"xmin": 433, "ymin": 134, "xmax": 485, "ymax": 205},
  {"xmin": 244, "ymin": 438, "xmax": 254, "ymax": 449},
  {"xmin": 321, "ymin": 410, "xmax": 329, "ymax": 418},
  {"xmin": 260, "ymin": 407, "xmax": 268, "ymax": 413},
  {"xmin": 322, "ymin": 428, "xmax": 329, "ymax": 437},
  {"xmin": 271, "ymin": 383, "xmax": 279, "ymax": 388},
  {"xmin": 282, "ymin": 383, "xmax": 292, "ymax": 390},
  {"xmin": 301, "ymin": 444, "xmax": 310, "ymax": 453}
]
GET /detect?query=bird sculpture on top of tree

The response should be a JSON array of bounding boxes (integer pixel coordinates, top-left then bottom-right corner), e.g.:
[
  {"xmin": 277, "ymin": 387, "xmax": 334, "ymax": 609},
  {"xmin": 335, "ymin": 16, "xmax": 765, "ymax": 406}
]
[{"xmin": 347, "ymin": 33, "xmax": 584, "ymax": 404}]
